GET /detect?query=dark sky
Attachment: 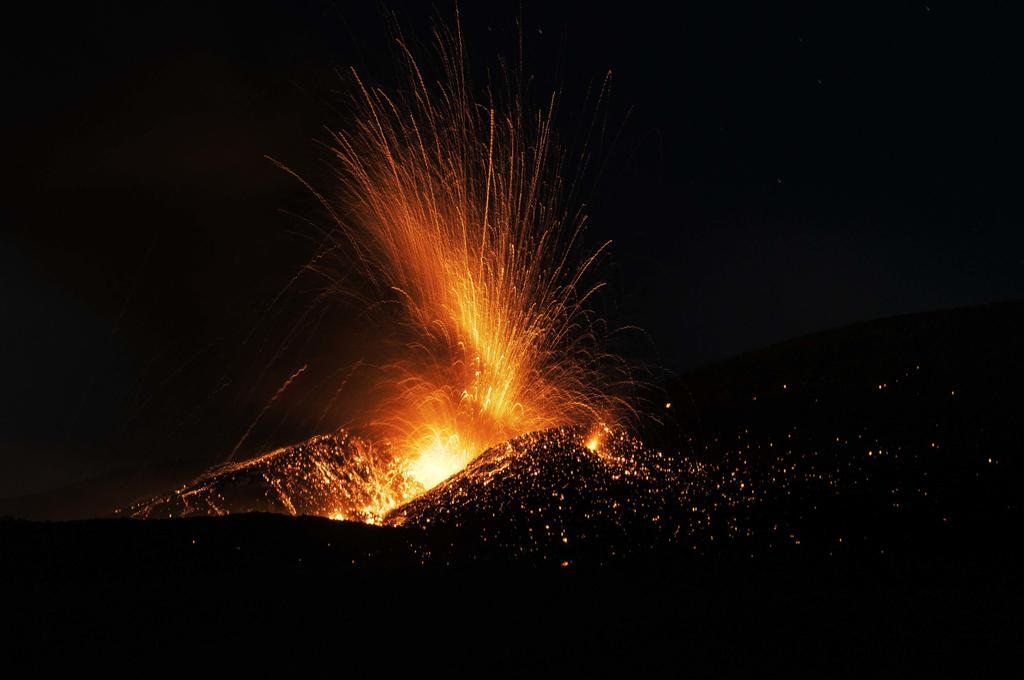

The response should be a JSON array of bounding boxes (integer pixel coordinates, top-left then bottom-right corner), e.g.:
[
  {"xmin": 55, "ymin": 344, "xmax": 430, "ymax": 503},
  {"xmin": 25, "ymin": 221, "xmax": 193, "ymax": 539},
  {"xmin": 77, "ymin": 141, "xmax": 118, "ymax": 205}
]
[{"xmin": 3, "ymin": 2, "xmax": 1023, "ymax": 497}]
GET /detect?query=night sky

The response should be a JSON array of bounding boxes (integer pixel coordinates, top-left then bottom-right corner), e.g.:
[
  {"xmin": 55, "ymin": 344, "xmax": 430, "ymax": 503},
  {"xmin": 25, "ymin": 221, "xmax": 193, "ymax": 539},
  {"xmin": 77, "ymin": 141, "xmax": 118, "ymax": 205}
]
[{"xmin": 4, "ymin": 2, "xmax": 1023, "ymax": 498}]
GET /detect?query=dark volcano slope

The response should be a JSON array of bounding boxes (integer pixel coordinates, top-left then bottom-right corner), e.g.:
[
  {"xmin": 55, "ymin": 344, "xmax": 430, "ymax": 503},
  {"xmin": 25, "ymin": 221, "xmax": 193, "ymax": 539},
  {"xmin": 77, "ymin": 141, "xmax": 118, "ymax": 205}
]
[
  {"xmin": 386, "ymin": 427, "xmax": 700, "ymax": 563},
  {"xmin": 651, "ymin": 299, "xmax": 1024, "ymax": 558}
]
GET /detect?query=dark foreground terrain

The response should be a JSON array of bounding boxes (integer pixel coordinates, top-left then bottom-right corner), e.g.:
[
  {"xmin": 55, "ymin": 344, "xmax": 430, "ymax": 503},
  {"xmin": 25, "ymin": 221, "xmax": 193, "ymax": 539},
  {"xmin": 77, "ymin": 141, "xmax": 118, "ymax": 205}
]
[
  {"xmin": 3, "ymin": 300, "xmax": 1022, "ymax": 672},
  {"xmin": 1, "ymin": 513, "xmax": 1019, "ymax": 674}
]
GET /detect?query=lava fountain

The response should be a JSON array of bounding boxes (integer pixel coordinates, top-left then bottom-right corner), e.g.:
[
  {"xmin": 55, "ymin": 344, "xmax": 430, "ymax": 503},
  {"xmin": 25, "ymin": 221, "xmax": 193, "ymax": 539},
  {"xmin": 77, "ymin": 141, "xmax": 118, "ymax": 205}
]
[{"xmin": 314, "ymin": 21, "xmax": 628, "ymax": 492}]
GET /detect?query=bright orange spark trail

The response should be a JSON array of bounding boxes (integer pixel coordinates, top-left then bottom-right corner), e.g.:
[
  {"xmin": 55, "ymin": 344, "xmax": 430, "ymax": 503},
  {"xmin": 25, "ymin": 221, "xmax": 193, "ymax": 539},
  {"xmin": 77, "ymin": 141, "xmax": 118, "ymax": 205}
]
[{"xmin": 323, "ymin": 21, "xmax": 627, "ymax": 493}]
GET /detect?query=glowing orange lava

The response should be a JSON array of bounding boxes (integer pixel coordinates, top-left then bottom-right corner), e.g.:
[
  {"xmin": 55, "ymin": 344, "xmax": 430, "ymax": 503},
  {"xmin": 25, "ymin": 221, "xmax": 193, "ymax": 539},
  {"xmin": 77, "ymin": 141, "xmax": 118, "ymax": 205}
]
[{"xmin": 404, "ymin": 430, "xmax": 473, "ymax": 490}]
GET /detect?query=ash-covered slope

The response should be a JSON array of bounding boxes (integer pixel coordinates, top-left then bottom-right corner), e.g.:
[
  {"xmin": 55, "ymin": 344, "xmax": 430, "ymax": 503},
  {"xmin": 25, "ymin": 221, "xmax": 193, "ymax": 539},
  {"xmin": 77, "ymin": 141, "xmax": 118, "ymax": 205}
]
[
  {"xmin": 382, "ymin": 418, "xmax": 1000, "ymax": 563},
  {"xmin": 120, "ymin": 430, "xmax": 413, "ymax": 524},
  {"xmin": 385, "ymin": 427, "xmax": 697, "ymax": 561}
]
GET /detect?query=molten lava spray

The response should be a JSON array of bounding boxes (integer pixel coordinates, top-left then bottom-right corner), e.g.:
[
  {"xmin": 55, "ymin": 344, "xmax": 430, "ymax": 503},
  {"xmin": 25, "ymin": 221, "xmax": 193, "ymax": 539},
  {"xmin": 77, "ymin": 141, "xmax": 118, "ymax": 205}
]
[{"xmin": 322, "ymin": 20, "xmax": 625, "ymax": 493}]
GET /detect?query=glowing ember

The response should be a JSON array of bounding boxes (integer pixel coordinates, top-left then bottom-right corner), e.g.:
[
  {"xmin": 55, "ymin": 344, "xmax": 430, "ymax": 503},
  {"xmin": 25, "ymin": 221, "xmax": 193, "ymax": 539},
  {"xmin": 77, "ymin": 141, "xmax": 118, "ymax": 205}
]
[{"xmin": 584, "ymin": 423, "xmax": 610, "ymax": 453}]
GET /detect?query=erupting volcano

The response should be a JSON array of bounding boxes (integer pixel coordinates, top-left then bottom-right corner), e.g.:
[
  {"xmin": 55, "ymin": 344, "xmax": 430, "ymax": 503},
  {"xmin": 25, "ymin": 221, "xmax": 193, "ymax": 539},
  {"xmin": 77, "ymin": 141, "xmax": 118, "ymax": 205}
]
[
  {"xmin": 8, "ymin": 5, "xmax": 1022, "ymax": 672},
  {"xmin": 125, "ymin": 20, "xmax": 630, "ymax": 523},
  {"xmin": 114, "ymin": 19, "xmax": 1021, "ymax": 575}
]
